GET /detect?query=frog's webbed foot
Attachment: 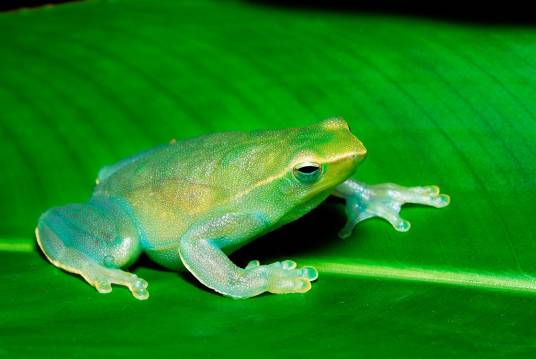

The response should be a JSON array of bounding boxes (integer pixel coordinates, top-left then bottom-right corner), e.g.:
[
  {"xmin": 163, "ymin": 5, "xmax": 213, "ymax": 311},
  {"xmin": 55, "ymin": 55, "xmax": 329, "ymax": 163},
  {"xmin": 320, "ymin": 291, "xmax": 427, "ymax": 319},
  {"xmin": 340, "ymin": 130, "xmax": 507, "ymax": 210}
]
[
  {"xmin": 36, "ymin": 198, "xmax": 148, "ymax": 300},
  {"xmin": 333, "ymin": 180, "xmax": 450, "ymax": 238}
]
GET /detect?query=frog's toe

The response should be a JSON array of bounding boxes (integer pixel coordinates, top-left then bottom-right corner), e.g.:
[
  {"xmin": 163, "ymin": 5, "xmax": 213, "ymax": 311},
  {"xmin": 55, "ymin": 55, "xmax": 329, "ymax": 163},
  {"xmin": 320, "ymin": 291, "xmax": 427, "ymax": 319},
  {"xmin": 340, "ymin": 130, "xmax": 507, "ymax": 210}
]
[
  {"xmin": 300, "ymin": 266, "xmax": 319, "ymax": 281},
  {"xmin": 132, "ymin": 276, "xmax": 149, "ymax": 289},
  {"xmin": 338, "ymin": 218, "xmax": 361, "ymax": 239},
  {"xmin": 86, "ymin": 268, "xmax": 150, "ymax": 300},
  {"xmin": 434, "ymin": 194, "xmax": 451, "ymax": 208},
  {"xmin": 124, "ymin": 275, "xmax": 150, "ymax": 300},
  {"xmin": 404, "ymin": 186, "xmax": 451, "ymax": 208},
  {"xmin": 131, "ymin": 286, "xmax": 150, "ymax": 300},
  {"xmin": 94, "ymin": 280, "xmax": 113, "ymax": 294},
  {"xmin": 280, "ymin": 260, "xmax": 297, "ymax": 270},
  {"xmin": 388, "ymin": 214, "xmax": 411, "ymax": 232},
  {"xmin": 410, "ymin": 185, "xmax": 440, "ymax": 195},
  {"xmin": 279, "ymin": 278, "xmax": 312, "ymax": 294},
  {"xmin": 265, "ymin": 262, "xmax": 318, "ymax": 294},
  {"xmin": 268, "ymin": 275, "xmax": 311, "ymax": 294},
  {"xmin": 245, "ymin": 260, "xmax": 261, "ymax": 269}
]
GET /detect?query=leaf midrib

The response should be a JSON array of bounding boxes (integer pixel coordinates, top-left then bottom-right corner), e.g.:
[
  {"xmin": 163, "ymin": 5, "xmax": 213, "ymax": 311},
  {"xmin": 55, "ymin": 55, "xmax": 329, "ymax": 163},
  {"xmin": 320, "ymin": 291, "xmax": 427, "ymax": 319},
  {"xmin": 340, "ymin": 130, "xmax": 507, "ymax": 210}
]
[{"xmin": 4, "ymin": 238, "xmax": 535, "ymax": 295}]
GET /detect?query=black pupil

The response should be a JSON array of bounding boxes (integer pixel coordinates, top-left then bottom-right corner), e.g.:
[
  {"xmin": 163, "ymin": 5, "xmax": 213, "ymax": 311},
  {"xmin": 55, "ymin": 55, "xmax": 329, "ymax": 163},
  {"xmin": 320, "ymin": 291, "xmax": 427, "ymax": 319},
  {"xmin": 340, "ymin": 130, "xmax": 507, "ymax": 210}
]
[{"xmin": 298, "ymin": 165, "xmax": 319, "ymax": 174}]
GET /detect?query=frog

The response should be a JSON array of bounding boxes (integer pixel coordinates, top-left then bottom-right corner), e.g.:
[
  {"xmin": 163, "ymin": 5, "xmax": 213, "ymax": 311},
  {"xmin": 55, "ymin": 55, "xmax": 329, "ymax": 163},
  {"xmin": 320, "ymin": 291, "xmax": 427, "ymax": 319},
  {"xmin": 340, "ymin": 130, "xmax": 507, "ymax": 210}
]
[{"xmin": 35, "ymin": 118, "xmax": 450, "ymax": 300}]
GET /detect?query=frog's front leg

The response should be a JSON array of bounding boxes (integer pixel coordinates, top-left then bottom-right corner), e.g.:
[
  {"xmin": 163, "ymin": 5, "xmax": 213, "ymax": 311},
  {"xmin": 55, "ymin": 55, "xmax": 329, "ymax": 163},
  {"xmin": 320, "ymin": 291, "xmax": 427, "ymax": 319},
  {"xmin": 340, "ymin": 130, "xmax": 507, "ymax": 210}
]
[
  {"xmin": 333, "ymin": 179, "xmax": 450, "ymax": 238},
  {"xmin": 178, "ymin": 213, "xmax": 318, "ymax": 298}
]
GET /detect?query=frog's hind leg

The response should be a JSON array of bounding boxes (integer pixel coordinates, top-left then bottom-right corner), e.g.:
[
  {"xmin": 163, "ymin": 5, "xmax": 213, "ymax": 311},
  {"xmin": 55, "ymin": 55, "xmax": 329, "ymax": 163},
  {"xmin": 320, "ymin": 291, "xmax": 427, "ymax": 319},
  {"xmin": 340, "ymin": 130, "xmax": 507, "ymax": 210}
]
[{"xmin": 35, "ymin": 197, "xmax": 149, "ymax": 300}]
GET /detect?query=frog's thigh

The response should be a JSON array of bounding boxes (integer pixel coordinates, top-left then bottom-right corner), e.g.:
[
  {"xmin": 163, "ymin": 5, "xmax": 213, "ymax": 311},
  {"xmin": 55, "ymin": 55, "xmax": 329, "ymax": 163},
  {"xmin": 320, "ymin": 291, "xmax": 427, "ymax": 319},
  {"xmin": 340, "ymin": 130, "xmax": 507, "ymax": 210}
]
[{"xmin": 36, "ymin": 197, "xmax": 149, "ymax": 300}]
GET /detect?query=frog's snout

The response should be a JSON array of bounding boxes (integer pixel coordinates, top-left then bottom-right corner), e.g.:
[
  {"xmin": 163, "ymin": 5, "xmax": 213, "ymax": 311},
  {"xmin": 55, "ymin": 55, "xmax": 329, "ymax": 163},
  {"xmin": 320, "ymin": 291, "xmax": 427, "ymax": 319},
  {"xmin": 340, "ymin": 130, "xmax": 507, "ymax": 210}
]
[
  {"xmin": 356, "ymin": 139, "xmax": 367, "ymax": 157},
  {"xmin": 350, "ymin": 139, "xmax": 367, "ymax": 164}
]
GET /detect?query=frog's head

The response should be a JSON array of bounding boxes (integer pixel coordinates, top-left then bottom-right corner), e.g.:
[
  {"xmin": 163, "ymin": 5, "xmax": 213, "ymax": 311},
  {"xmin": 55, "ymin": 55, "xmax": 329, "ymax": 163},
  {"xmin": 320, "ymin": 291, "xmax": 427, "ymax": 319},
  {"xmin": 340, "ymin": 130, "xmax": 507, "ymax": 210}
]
[
  {"xmin": 220, "ymin": 118, "xmax": 367, "ymax": 224},
  {"xmin": 225, "ymin": 117, "xmax": 366, "ymax": 212},
  {"xmin": 285, "ymin": 118, "xmax": 367, "ymax": 198}
]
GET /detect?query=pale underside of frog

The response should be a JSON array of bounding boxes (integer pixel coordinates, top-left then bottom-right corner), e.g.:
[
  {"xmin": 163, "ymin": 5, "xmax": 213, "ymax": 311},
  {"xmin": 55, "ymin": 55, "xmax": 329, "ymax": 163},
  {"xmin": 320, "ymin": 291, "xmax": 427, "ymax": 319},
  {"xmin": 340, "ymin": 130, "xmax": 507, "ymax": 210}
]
[{"xmin": 36, "ymin": 118, "xmax": 450, "ymax": 300}]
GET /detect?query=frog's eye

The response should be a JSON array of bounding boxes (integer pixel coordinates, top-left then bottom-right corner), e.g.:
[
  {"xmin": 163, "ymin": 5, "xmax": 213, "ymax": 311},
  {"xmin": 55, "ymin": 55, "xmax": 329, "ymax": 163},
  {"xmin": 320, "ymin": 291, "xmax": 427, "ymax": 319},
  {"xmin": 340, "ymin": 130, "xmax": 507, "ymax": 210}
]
[{"xmin": 293, "ymin": 162, "xmax": 322, "ymax": 184}]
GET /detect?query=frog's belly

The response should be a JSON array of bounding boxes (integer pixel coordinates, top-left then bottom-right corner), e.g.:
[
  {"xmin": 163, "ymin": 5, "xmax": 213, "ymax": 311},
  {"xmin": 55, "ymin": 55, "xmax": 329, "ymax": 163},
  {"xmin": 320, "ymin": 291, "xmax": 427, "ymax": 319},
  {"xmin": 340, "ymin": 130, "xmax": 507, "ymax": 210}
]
[{"xmin": 145, "ymin": 246, "xmax": 184, "ymax": 270}]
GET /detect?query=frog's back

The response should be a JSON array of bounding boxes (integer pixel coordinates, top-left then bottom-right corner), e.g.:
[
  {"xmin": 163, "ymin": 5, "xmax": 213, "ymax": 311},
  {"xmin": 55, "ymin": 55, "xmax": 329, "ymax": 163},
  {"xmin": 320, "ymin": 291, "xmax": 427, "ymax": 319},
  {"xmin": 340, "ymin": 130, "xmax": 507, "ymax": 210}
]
[
  {"xmin": 94, "ymin": 130, "xmax": 294, "ymax": 198},
  {"xmin": 93, "ymin": 129, "xmax": 298, "ymax": 248}
]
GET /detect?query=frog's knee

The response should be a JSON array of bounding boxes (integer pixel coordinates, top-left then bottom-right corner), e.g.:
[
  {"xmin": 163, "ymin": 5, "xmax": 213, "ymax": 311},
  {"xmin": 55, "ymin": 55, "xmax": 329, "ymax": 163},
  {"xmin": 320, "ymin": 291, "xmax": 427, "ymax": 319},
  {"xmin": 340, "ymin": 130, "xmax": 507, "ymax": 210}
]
[
  {"xmin": 37, "ymin": 205, "xmax": 81, "ymax": 261},
  {"xmin": 36, "ymin": 209, "xmax": 67, "ymax": 262},
  {"xmin": 36, "ymin": 197, "xmax": 144, "ymax": 268}
]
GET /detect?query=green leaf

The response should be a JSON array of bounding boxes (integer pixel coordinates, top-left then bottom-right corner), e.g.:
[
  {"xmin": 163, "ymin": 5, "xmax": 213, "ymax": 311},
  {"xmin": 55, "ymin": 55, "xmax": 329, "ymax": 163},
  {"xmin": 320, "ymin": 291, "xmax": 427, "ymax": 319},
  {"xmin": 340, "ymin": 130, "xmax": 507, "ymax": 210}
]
[{"xmin": 1, "ymin": 1, "xmax": 536, "ymax": 358}]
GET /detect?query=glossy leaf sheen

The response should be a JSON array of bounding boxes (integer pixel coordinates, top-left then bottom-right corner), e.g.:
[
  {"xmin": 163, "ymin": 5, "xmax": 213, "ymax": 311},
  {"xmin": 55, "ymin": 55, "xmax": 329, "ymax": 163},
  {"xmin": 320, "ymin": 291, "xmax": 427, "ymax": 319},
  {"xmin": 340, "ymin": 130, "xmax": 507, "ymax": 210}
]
[{"xmin": 1, "ymin": 1, "xmax": 536, "ymax": 358}]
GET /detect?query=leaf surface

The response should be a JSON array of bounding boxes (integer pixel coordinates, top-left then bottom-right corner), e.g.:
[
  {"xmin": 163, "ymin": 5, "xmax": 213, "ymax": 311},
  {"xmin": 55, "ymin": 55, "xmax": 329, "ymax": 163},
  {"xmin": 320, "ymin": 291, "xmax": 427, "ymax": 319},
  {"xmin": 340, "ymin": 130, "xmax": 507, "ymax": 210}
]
[{"xmin": 1, "ymin": 1, "xmax": 536, "ymax": 358}]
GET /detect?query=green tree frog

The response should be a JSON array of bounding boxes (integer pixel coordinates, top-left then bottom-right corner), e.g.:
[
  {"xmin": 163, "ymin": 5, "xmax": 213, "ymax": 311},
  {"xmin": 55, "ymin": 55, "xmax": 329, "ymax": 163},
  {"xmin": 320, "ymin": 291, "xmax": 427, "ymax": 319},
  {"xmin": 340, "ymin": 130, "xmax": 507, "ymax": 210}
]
[{"xmin": 36, "ymin": 118, "xmax": 450, "ymax": 300}]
